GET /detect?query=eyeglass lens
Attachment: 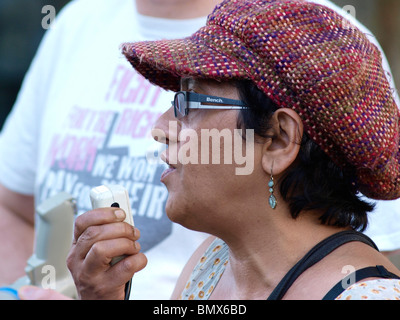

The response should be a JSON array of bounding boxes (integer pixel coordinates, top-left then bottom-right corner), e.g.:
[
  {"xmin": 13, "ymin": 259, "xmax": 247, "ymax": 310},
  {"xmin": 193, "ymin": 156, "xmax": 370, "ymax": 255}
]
[{"xmin": 174, "ymin": 92, "xmax": 186, "ymax": 118}]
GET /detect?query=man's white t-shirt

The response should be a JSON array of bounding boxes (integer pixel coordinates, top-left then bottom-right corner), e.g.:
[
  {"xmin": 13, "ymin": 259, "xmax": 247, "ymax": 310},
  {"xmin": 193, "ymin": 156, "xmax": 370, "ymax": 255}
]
[{"xmin": 0, "ymin": 0, "xmax": 208, "ymax": 299}]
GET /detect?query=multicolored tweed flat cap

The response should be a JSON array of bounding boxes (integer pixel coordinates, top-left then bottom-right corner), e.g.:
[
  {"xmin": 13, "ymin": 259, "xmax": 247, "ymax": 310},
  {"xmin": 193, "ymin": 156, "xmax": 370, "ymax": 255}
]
[{"xmin": 122, "ymin": 0, "xmax": 400, "ymax": 200}]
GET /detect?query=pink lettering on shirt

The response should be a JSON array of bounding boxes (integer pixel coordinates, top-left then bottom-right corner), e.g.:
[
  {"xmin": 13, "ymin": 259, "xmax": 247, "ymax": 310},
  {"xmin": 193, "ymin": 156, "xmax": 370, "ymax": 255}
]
[
  {"xmin": 105, "ymin": 63, "xmax": 163, "ymax": 107},
  {"xmin": 48, "ymin": 134, "xmax": 105, "ymax": 172}
]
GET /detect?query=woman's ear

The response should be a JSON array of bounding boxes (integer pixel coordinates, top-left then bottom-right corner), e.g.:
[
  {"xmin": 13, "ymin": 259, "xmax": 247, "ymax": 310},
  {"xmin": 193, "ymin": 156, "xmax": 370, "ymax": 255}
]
[{"xmin": 261, "ymin": 108, "xmax": 303, "ymax": 175}]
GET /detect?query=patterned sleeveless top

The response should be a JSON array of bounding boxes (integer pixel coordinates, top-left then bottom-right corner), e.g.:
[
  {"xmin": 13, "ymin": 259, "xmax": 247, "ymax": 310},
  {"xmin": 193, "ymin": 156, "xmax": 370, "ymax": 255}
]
[
  {"xmin": 179, "ymin": 238, "xmax": 228, "ymax": 300},
  {"xmin": 179, "ymin": 238, "xmax": 400, "ymax": 300}
]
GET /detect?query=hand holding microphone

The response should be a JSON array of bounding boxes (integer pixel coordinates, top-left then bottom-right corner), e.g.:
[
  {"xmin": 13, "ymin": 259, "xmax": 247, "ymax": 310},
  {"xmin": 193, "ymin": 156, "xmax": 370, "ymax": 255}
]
[{"xmin": 67, "ymin": 185, "xmax": 147, "ymax": 300}]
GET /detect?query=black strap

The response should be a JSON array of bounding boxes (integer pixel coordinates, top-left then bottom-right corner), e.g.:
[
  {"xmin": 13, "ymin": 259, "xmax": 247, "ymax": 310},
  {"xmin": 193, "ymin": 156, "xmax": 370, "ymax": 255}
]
[
  {"xmin": 267, "ymin": 231, "xmax": 379, "ymax": 300},
  {"xmin": 322, "ymin": 265, "xmax": 400, "ymax": 300}
]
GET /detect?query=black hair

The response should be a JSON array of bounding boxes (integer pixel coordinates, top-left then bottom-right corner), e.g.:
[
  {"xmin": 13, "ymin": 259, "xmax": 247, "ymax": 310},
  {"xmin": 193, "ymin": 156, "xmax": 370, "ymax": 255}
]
[{"xmin": 235, "ymin": 80, "xmax": 374, "ymax": 231}]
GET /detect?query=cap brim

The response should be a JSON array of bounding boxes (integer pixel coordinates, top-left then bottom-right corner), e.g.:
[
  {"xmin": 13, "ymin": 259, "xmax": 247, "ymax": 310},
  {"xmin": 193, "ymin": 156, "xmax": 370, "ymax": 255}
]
[{"xmin": 121, "ymin": 26, "xmax": 249, "ymax": 92}]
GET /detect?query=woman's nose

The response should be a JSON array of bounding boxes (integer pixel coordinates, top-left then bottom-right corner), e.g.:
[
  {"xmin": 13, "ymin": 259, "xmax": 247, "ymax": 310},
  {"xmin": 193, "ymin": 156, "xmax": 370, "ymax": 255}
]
[{"xmin": 151, "ymin": 106, "xmax": 179, "ymax": 144}]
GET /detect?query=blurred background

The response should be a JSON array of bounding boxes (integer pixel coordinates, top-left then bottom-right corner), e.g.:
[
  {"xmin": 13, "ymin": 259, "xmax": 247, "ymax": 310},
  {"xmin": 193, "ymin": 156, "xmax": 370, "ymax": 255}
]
[
  {"xmin": 0, "ymin": 0, "xmax": 399, "ymax": 130},
  {"xmin": 0, "ymin": 0, "xmax": 70, "ymax": 129}
]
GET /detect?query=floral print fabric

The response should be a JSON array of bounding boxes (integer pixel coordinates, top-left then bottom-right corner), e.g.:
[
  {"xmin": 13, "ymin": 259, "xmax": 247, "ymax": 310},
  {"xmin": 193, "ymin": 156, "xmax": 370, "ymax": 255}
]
[
  {"xmin": 179, "ymin": 238, "xmax": 228, "ymax": 300},
  {"xmin": 336, "ymin": 279, "xmax": 400, "ymax": 300}
]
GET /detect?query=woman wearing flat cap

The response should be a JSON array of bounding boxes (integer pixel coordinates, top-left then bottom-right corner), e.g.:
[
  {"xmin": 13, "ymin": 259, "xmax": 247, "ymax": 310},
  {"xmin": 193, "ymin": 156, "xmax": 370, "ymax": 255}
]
[{"xmin": 67, "ymin": 0, "xmax": 400, "ymax": 300}]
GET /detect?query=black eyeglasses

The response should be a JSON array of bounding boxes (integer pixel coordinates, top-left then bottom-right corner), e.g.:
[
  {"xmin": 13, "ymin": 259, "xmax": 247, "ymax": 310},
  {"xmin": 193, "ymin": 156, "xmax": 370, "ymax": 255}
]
[{"xmin": 173, "ymin": 91, "xmax": 246, "ymax": 119}]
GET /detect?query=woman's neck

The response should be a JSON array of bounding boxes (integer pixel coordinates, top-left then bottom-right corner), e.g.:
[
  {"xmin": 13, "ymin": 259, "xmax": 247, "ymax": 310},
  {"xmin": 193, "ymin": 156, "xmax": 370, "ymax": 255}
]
[
  {"xmin": 213, "ymin": 207, "xmax": 347, "ymax": 299},
  {"xmin": 135, "ymin": 0, "xmax": 221, "ymax": 19}
]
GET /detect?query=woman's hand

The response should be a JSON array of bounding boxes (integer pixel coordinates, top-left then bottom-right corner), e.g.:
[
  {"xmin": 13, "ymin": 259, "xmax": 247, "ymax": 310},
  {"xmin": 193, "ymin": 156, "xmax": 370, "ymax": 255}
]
[{"xmin": 67, "ymin": 208, "xmax": 147, "ymax": 300}]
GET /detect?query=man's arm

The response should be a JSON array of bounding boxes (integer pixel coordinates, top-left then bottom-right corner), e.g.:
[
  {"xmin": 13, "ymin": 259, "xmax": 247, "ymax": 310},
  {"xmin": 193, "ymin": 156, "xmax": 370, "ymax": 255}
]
[{"xmin": 0, "ymin": 183, "xmax": 35, "ymax": 285}]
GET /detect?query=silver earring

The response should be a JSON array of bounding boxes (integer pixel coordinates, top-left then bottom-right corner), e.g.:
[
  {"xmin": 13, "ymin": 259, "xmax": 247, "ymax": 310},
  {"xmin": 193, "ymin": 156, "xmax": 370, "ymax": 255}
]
[{"xmin": 268, "ymin": 165, "xmax": 277, "ymax": 209}]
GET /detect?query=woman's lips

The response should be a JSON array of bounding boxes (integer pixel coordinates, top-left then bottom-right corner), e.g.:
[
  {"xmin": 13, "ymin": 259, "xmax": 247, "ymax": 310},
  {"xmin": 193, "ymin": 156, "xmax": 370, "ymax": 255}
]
[
  {"xmin": 160, "ymin": 166, "xmax": 176, "ymax": 181},
  {"xmin": 160, "ymin": 151, "xmax": 176, "ymax": 181}
]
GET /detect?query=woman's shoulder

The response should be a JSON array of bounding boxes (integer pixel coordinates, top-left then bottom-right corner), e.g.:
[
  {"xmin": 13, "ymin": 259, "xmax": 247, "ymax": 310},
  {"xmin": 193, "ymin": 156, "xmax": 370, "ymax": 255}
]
[{"xmin": 286, "ymin": 241, "xmax": 400, "ymax": 300}]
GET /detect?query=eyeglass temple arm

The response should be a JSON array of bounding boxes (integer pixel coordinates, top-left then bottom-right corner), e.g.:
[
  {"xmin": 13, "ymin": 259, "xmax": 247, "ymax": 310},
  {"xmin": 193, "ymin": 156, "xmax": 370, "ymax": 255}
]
[
  {"xmin": 187, "ymin": 102, "xmax": 245, "ymax": 110},
  {"xmin": 186, "ymin": 91, "xmax": 245, "ymax": 106}
]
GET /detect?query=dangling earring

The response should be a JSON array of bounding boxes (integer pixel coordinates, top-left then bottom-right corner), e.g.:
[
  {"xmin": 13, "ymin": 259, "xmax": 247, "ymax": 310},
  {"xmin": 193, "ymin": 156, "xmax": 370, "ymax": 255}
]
[{"xmin": 268, "ymin": 163, "xmax": 277, "ymax": 209}]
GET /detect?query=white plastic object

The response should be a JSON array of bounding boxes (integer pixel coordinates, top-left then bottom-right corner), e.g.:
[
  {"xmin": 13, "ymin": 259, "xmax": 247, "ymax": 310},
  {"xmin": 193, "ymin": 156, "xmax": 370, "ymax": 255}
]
[
  {"xmin": 90, "ymin": 185, "xmax": 134, "ymax": 265},
  {"xmin": 1, "ymin": 192, "xmax": 78, "ymax": 300}
]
